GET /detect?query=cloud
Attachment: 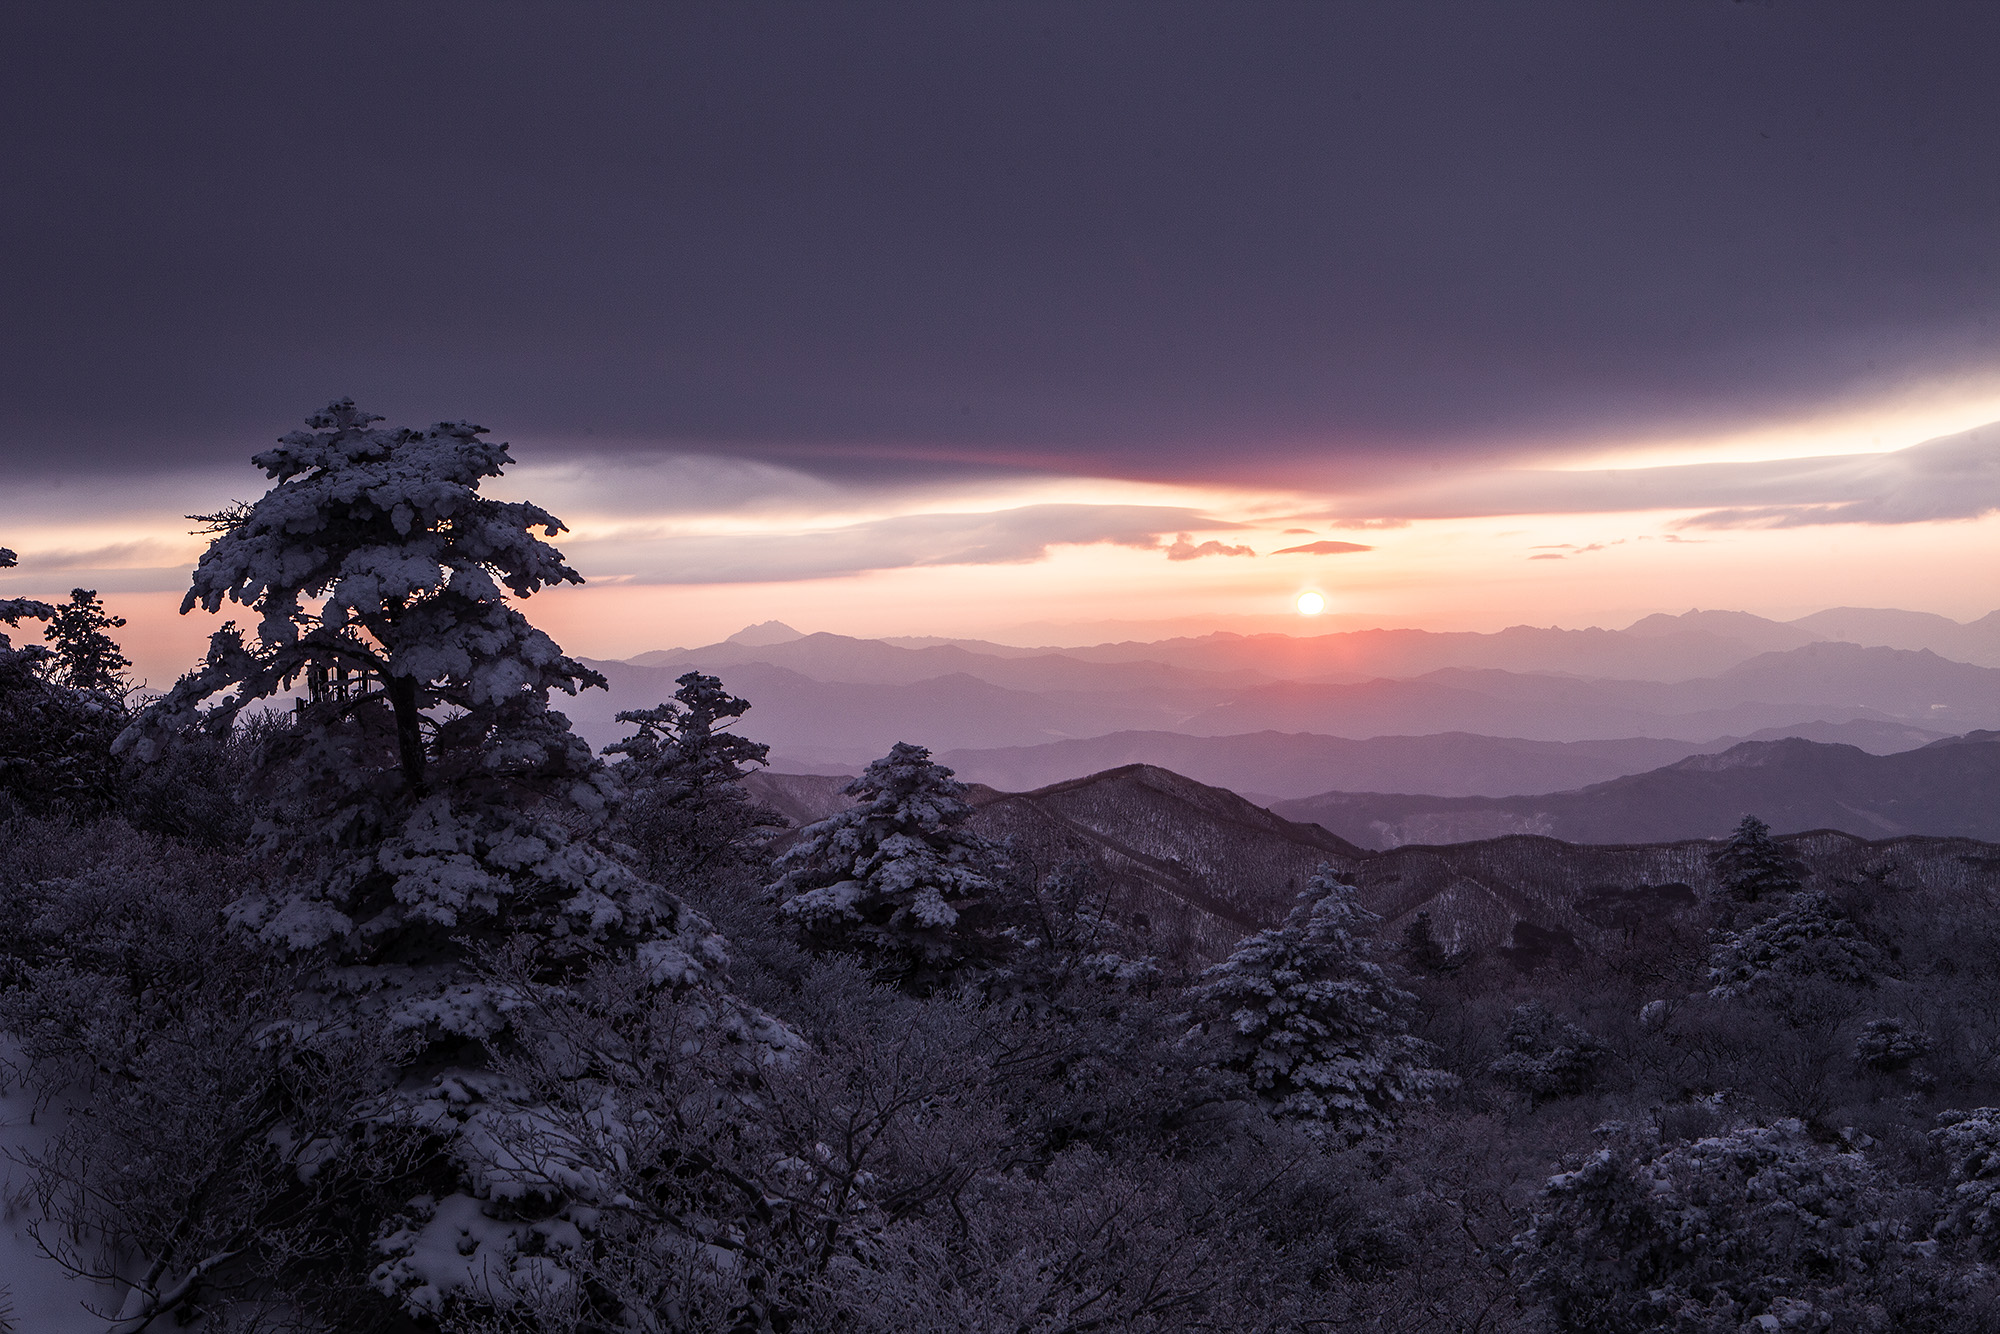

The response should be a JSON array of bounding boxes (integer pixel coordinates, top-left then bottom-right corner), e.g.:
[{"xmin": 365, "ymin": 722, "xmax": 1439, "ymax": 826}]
[
  {"xmin": 0, "ymin": 539, "xmax": 204, "ymax": 597},
  {"xmin": 1325, "ymin": 423, "xmax": 2000, "ymax": 527},
  {"xmin": 13, "ymin": 539, "xmax": 198, "ymax": 571},
  {"xmin": 1271, "ymin": 540, "xmax": 1373, "ymax": 555},
  {"xmin": 1165, "ymin": 533, "xmax": 1256, "ymax": 561},
  {"xmin": 569, "ymin": 503, "xmax": 1237, "ymax": 584}
]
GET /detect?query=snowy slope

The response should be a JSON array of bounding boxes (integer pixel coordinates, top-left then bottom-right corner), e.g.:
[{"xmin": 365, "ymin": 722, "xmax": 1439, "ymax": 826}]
[{"xmin": 0, "ymin": 1044, "xmax": 120, "ymax": 1332}]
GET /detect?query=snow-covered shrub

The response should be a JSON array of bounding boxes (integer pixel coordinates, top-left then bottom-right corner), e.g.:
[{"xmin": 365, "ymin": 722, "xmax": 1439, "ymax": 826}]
[
  {"xmin": 1191, "ymin": 867, "xmax": 1452, "ymax": 1139},
  {"xmin": 983, "ymin": 855, "xmax": 1159, "ymax": 1019},
  {"xmin": 1489, "ymin": 1000, "xmax": 1609, "ymax": 1103},
  {"xmin": 380, "ymin": 951, "xmax": 1082, "ymax": 1332},
  {"xmin": 0, "ymin": 836, "xmax": 421, "ymax": 1331},
  {"xmin": 604, "ymin": 670, "xmax": 784, "ymax": 894},
  {"xmin": 1853, "ymin": 1016, "xmax": 1932, "ymax": 1073},
  {"xmin": 1517, "ymin": 1119, "xmax": 1945, "ymax": 1333},
  {"xmin": 775, "ymin": 742, "xmax": 999, "ymax": 989},
  {"xmin": 1933, "ymin": 1108, "xmax": 2000, "ymax": 1259},
  {"xmin": 1707, "ymin": 891, "xmax": 1881, "ymax": 999},
  {"xmin": 115, "ymin": 709, "xmax": 283, "ymax": 847}
]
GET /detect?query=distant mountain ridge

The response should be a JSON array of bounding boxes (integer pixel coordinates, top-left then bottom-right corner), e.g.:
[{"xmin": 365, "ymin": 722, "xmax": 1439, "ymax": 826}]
[
  {"xmin": 564, "ymin": 608, "xmax": 2000, "ymax": 792},
  {"xmin": 1269, "ymin": 732, "xmax": 2000, "ymax": 849},
  {"xmin": 745, "ymin": 759, "xmax": 2000, "ymax": 968},
  {"xmin": 1178, "ymin": 644, "xmax": 2000, "ymax": 743},
  {"xmin": 935, "ymin": 718, "xmax": 1948, "ymax": 800},
  {"xmin": 1790, "ymin": 606, "xmax": 2000, "ymax": 663}
]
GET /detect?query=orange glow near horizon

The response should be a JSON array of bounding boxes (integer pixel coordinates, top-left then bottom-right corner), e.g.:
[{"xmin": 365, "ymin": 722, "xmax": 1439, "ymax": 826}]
[
  {"xmin": 8, "ymin": 392, "xmax": 2000, "ymax": 690},
  {"xmin": 51, "ymin": 503, "xmax": 2000, "ymax": 695}
]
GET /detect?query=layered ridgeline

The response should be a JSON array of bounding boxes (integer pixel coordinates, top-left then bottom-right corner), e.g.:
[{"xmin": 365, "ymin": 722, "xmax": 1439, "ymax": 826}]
[
  {"xmin": 1272, "ymin": 732, "xmax": 2000, "ymax": 849},
  {"xmin": 17, "ymin": 409, "xmax": 2000, "ymax": 1332},
  {"xmin": 747, "ymin": 759, "xmax": 2000, "ymax": 971},
  {"xmin": 564, "ymin": 616, "xmax": 1997, "ymax": 794}
]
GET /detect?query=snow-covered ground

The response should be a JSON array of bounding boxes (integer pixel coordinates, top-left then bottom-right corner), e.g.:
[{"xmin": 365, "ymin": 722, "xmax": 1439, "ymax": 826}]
[{"xmin": 0, "ymin": 1043, "xmax": 122, "ymax": 1334}]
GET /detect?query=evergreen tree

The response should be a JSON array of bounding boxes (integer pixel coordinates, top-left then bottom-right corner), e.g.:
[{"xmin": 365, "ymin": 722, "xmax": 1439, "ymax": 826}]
[
  {"xmin": 0, "ymin": 549, "xmax": 122, "ymax": 815},
  {"xmin": 1192, "ymin": 867, "xmax": 1451, "ymax": 1138},
  {"xmin": 42, "ymin": 586, "xmax": 131, "ymax": 693},
  {"xmin": 117, "ymin": 400, "xmax": 732, "ymax": 1030},
  {"xmin": 1712, "ymin": 814, "xmax": 1804, "ymax": 904},
  {"xmin": 605, "ymin": 670, "xmax": 784, "ymax": 891},
  {"xmin": 111, "ymin": 401, "xmax": 782, "ymax": 1324},
  {"xmin": 775, "ymin": 741, "xmax": 998, "ymax": 989}
]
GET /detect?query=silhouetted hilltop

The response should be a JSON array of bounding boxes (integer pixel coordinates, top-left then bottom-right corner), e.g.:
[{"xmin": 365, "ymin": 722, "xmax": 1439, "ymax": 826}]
[
  {"xmin": 750, "ymin": 755, "xmax": 2000, "ymax": 968},
  {"xmin": 936, "ymin": 718, "xmax": 1946, "ymax": 798},
  {"xmin": 1271, "ymin": 732, "xmax": 2000, "ymax": 849}
]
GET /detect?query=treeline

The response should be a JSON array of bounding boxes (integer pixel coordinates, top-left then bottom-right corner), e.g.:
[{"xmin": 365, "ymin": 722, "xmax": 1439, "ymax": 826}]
[{"xmin": 2, "ymin": 404, "xmax": 1999, "ymax": 1332}]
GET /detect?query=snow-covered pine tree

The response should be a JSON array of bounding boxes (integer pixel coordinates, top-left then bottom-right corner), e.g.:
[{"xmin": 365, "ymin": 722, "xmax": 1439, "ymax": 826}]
[
  {"xmin": 110, "ymin": 401, "xmax": 794, "ymax": 1323},
  {"xmin": 775, "ymin": 741, "xmax": 998, "ymax": 989},
  {"xmin": 1712, "ymin": 814, "xmax": 1804, "ymax": 903},
  {"xmin": 605, "ymin": 670, "xmax": 784, "ymax": 892},
  {"xmin": 1192, "ymin": 867, "xmax": 1451, "ymax": 1138},
  {"xmin": 115, "ymin": 399, "xmax": 746, "ymax": 1031}
]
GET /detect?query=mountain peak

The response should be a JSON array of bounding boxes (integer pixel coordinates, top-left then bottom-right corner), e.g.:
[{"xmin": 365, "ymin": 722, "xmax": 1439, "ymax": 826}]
[{"xmin": 725, "ymin": 620, "xmax": 805, "ymax": 646}]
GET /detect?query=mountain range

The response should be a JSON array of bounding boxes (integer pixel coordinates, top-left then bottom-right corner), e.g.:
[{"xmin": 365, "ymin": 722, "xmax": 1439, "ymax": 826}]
[
  {"xmin": 1269, "ymin": 731, "xmax": 2000, "ymax": 848},
  {"xmin": 563, "ymin": 608, "xmax": 2000, "ymax": 799},
  {"xmin": 743, "ymin": 759, "xmax": 2000, "ymax": 969},
  {"xmin": 933, "ymin": 718, "xmax": 1948, "ymax": 800}
]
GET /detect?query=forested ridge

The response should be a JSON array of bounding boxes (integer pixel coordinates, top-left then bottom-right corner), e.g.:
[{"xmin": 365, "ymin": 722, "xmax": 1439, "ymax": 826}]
[{"xmin": 5, "ymin": 405, "xmax": 2000, "ymax": 1332}]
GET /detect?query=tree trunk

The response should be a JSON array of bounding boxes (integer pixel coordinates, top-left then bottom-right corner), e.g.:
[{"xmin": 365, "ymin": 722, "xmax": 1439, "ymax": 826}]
[{"xmin": 385, "ymin": 672, "xmax": 427, "ymax": 794}]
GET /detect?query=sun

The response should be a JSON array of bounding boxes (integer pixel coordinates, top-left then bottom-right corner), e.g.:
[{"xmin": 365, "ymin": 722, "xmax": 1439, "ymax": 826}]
[{"xmin": 1295, "ymin": 590, "xmax": 1326, "ymax": 616}]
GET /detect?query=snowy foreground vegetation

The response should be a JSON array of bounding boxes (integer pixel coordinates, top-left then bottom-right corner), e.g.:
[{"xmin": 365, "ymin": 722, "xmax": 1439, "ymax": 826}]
[{"xmin": 5, "ymin": 405, "xmax": 2000, "ymax": 1331}]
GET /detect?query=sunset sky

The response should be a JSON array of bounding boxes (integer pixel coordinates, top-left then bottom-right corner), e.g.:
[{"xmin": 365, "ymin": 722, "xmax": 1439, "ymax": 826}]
[{"xmin": 5, "ymin": 4, "xmax": 2000, "ymax": 689}]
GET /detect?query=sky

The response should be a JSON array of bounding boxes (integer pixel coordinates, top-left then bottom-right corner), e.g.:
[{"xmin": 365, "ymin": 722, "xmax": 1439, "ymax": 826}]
[{"xmin": 4, "ymin": 2, "xmax": 2000, "ymax": 688}]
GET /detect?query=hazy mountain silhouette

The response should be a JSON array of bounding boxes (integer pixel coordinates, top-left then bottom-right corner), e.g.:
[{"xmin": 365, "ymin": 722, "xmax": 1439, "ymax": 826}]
[
  {"xmin": 1182, "ymin": 644, "xmax": 2000, "ymax": 742},
  {"xmin": 871, "ymin": 621, "xmax": 1805, "ymax": 682},
  {"xmin": 1269, "ymin": 732, "xmax": 2000, "ymax": 849},
  {"xmin": 934, "ymin": 718, "xmax": 1947, "ymax": 800},
  {"xmin": 568, "ymin": 659, "xmax": 1207, "ymax": 764},
  {"xmin": 570, "ymin": 616, "xmax": 2000, "ymax": 770},
  {"xmin": 1621, "ymin": 608, "xmax": 1821, "ymax": 653},
  {"xmin": 623, "ymin": 630, "xmax": 1264, "ymax": 690},
  {"xmin": 1789, "ymin": 607, "xmax": 2000, "ymax": 665}
]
